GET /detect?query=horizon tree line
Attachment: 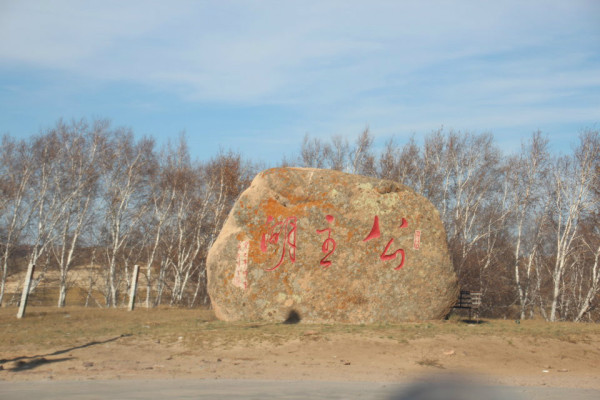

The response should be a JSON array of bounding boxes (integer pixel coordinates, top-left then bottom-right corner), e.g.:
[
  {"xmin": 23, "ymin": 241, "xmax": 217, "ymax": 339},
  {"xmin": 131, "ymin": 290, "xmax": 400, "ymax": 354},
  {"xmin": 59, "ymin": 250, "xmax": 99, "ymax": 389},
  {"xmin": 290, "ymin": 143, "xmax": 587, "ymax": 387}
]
[{"xmin": 1, "ymin": 119, "xmax": 598, "ymax": 322}]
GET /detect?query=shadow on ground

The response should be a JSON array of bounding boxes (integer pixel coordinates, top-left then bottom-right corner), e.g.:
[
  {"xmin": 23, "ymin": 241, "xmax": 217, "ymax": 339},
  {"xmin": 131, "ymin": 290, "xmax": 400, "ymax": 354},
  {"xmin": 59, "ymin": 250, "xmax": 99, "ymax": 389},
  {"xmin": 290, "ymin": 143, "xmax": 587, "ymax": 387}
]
[
  {"xmin": 0, "ymin": 334, "xmax": 131, "ymax": 372},
  {"xmin": 4, "ymin": 357, "xmax": 72, "ymax": 371},
  {"xmin": 461, "ymin": 319, "xmax": 489, "ymax": 325}
]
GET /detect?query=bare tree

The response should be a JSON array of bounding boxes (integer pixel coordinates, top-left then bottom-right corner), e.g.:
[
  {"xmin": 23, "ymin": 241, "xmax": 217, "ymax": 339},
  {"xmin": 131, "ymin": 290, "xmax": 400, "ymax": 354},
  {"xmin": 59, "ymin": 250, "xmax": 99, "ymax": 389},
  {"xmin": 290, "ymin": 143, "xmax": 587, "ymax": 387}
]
[
  {"xmin": 17, "ymin": 132, "xmax": 66, "ymax": 317},
  {"xmin": 576, "ymin": 155, "xmax": 600, "ymax": 320},
  {"xmin": 50, "ymin": 120, "xmax": 107, "ymax": 307},
  {"xmin": 141, "ymin": 144, "xmax": 178, "ymax": 307},
  {"xmin": 189, "ymin": 151, "xmax": 253, "ymax": 305},
  {"xmin": 507, "ymin": 131, "xmax": 550, "ymax": 319},
  {"xmin": 99, "ymin": 130, "xmax": 155, "ymax": 307},
  {"xmin": 326, "ymin": 135, "xmax": 350, "ymax": 171},
  {"xmin": 159, "ymin": 139, "xmax": 205, "ymax": 305},
  {"xmin": 300, "ymin": 134, "xmax": 329, "ymax": 169},
  {"xmin": 377, "ymin": 136, "xmax": 420, "ymax": 185},
  {"xmin": 150, "ymin": 148, "xmax": 251, "ymax": 306},
  {"xmin": 547, "ymin": 130, "xmax": 599, "ymax": 321},
  {"xmin": 419, "ymin": 131, "xmax": 503, "ymax": 284},
  {"xmin": 350, "ymin": 127, "xmax": 375, "ymax": 176},
  {"xmin": 298, "ymin": 130, "xmax": 373, "ymax": 175},
  {"xmin": 377, "ymin": 137, "xmax": 400, "ymax": 181},
  {"xmin": 0, "ymin": 136, "xmax": 34, "ymax": 306},
  {"xmin": 571, "ymin": 227, "xmax": 600, "ymax": 321},
  {"xmin": 558, "ymin": 131, "xmax": 600, "ymax": 321},
  {"xmin": 415, "ymin": 129, "xmax": 452, "ymax": 217}
]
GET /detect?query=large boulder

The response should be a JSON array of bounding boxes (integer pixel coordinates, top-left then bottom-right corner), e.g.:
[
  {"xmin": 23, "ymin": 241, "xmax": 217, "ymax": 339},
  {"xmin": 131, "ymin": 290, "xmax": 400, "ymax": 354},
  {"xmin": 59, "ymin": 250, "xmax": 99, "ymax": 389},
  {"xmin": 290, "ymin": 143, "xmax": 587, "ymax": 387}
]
[{"xmin": 207, "ymin": 167, "xmax": 458, "ymax": 323}]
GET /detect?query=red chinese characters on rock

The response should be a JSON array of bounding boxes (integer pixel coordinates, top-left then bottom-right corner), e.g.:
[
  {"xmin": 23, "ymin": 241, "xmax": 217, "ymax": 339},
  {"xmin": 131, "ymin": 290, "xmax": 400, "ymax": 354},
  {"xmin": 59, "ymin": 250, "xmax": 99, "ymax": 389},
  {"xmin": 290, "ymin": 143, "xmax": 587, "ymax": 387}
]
[
  {"xmin": 363, "ymin": 216, "xmax": 408, "ymax": 270},
  {"xmin": 316, "ymin": 215, "xmax": 336, "ymax": 268},
  {"xmin": 260, "ymin": 216, "xmax": 297, "ymax": 271},
  {"xmin": 258, "ymin": 212, "xmax": 412, "ymax": 272}
]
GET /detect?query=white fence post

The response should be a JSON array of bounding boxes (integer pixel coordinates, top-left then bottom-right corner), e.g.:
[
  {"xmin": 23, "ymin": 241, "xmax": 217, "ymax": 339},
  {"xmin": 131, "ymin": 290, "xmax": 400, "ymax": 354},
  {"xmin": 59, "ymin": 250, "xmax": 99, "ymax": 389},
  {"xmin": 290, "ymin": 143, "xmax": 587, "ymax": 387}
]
[
  {"xmin": 128, "ymin": 264, "xmax": 140, "ymax": 311},
  {"xmin": 17, "ymin": 264, "xmax": 35, "ymax": 319}
]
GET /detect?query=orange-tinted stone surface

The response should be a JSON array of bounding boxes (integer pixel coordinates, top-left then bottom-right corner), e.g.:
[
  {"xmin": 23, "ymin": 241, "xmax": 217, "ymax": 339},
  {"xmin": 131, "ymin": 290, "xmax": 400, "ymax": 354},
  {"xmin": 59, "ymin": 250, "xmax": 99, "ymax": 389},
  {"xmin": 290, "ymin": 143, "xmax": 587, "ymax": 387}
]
[{"xmin": 207, "ymin": 167, "xmax": 458, "ymax": 323}]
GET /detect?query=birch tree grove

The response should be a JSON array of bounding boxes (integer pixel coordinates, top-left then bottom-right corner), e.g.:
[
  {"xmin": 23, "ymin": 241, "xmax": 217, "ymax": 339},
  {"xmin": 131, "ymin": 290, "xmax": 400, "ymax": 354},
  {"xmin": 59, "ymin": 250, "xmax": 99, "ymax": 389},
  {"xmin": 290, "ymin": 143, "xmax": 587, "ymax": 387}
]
[
  {"xmin": 1, "ymin": 120, "xmax": 599, "ymax": 321},
  {"xmin": 0, "ymin": 120, "xmax": 258, "ymax": 313}
]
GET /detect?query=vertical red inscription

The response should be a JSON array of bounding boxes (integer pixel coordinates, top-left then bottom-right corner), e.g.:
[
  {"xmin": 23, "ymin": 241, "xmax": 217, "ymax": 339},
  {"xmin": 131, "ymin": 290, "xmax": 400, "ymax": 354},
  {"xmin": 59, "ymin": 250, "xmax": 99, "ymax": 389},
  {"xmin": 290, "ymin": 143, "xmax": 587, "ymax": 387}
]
[
  {"xmin": 260, "ymin": 215, "xmax": 297, "ymax": 271},
  {"xmin": 413, "ymin": 230, "xmax": 421, "ymax": 250},
  {"xmin": 316, "ymin": 215, "xmax": 336, "ymax": 268}
]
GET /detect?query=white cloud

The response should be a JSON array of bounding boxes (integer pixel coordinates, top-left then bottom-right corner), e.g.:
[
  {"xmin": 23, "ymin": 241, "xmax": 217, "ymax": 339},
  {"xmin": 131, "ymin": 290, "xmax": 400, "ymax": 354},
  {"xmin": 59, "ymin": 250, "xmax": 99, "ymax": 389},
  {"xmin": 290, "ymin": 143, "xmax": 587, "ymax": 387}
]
[
  {"xmin": 0, "ymin": 1, "xmax": 182, "ymax": 66},
  {"xmin": 0, "ymin": 0, "xmax": 597, "ymax": 151},
  {"xmin": 4, "ymin": 1, "xmax": 596, "ymax": 101}
]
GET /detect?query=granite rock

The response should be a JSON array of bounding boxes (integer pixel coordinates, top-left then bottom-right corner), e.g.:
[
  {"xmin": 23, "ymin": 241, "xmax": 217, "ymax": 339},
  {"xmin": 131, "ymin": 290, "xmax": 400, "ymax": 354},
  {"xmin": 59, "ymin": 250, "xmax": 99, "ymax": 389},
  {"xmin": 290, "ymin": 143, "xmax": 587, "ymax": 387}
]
[{"xmin": 207, "ymin": 167, "xmax": 458, "ymax": 323}]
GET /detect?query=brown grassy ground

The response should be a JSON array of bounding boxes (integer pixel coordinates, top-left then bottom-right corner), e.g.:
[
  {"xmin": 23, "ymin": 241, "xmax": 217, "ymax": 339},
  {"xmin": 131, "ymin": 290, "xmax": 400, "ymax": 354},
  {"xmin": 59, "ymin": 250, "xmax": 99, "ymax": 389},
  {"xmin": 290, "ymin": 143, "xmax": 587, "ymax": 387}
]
[{"xmin": 1, "ymin": 306, "xmax": 599, "ymax": 388}]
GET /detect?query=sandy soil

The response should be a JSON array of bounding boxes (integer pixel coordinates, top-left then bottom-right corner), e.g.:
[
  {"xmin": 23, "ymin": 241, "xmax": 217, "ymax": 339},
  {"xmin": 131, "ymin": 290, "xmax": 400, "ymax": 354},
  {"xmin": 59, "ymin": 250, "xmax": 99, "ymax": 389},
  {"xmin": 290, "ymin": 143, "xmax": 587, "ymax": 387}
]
[{"xmin": 1, "ymin": 327, "xmax": 599, "ymax": 389}]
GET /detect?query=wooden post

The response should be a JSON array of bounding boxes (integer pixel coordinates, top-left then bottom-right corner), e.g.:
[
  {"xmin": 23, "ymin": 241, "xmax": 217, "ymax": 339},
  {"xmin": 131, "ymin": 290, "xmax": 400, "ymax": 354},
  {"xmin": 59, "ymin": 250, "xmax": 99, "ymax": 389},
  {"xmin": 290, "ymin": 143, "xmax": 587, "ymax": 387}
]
[
  {"xmin": 17, "ymin": 264, "xmax": 35, "ymax": 319},
  {"xmin": 128, "ymin": 264, "xmax": 140, "ymax": 311}
]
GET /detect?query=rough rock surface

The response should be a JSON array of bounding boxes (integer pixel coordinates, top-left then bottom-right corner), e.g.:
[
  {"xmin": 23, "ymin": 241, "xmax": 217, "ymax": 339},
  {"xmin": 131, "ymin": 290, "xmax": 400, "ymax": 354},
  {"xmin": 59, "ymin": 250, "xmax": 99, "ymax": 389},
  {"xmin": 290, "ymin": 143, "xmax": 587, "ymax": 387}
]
[{"xmin": 207, "ymin": 167, "xmax": 458, "ymax": 323}]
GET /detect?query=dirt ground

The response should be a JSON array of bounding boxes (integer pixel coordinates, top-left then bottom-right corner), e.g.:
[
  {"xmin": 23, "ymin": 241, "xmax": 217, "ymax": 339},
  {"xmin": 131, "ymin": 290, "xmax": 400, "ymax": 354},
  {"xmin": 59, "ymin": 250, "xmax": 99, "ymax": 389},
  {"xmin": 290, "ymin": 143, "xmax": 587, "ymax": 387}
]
[{"xmin": 1, "ymin": 307, "xmax": 599, "ymax": 389}]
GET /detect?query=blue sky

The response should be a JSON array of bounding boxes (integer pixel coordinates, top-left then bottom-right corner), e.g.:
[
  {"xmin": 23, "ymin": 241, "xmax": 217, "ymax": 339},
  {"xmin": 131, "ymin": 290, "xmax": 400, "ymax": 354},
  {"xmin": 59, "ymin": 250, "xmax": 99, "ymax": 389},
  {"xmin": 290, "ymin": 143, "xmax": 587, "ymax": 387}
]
[{"xmin": 1, "ymin": 1, "xmax": 598, "ymax": 163}]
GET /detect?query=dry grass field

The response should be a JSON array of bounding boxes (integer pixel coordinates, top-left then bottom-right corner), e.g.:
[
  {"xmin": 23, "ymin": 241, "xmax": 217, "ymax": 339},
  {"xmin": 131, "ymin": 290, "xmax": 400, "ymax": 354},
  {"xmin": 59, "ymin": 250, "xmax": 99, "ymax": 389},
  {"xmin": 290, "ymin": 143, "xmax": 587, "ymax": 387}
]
[{"xmin": 1, "ymin": 306, "xmax": 599, "ymax": 389}]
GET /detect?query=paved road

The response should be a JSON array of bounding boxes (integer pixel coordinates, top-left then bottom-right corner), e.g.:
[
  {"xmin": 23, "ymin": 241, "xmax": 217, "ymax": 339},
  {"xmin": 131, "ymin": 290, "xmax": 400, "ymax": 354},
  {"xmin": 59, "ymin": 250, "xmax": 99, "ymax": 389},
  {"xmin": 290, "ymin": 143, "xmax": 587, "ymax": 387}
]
[{"xmin": 1, "ymin": 379, "xmax": 599, "ymax": 400}]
